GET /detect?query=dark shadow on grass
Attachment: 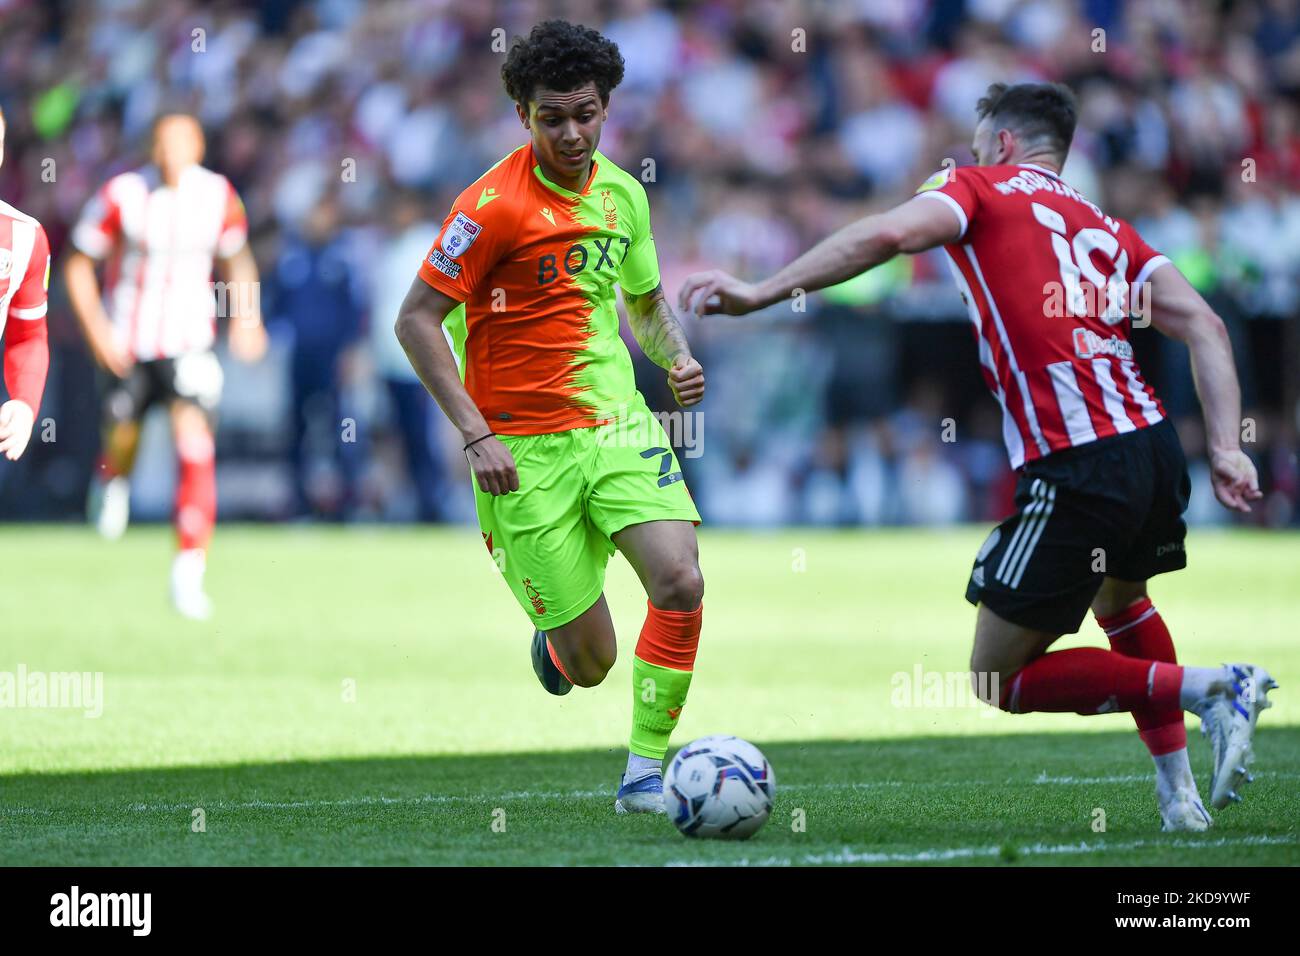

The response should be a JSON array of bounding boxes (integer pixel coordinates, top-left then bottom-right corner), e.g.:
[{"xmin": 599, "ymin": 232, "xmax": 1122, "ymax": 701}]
[{"xmin": 1, "ymin": 729, "xmax": 1296, "ymax": 866}]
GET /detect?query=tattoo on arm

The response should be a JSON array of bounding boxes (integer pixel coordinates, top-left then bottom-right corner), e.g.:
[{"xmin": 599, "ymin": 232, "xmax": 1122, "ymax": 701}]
[{"xmin": 622, "ymin": 283, "xmax": 690, "ymax": 369}]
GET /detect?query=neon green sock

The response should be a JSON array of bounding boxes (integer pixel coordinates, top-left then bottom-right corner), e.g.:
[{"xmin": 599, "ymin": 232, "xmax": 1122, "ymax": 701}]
[{"xmin": 630, "ymin": 656, "xmax": 693, "ymax": 759}]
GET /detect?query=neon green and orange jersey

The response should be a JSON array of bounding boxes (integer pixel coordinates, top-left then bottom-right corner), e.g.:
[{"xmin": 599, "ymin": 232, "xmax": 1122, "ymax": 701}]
[{"xmin": 417, "ymin": 144, "xmax": 661, "ymax": 436}]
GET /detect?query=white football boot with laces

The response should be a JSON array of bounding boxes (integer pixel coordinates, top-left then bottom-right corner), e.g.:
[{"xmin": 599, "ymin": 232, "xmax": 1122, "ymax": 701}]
[{"xmin": 1195, "ymin": 663, "xmax": 1278, "ymax": 810}]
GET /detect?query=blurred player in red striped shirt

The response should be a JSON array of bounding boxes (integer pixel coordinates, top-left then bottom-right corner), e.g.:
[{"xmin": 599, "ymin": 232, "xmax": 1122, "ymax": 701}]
[
  {"xmin": 66, "ymin": 114, "xmax": 267, "ymax": 620},
  {"xmin": 0, "ymin": 105, "xmax": 51, "ymax": 463},
  {"xmin": 682, "ymin": 83, "xmax": 1277, "ymax": 832}
]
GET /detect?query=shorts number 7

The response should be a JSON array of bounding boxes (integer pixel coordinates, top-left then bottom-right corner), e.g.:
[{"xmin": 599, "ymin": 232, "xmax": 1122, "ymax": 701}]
[{"xmin": 640, "ymin": 446, "xmax": 683, "ymax": 487}]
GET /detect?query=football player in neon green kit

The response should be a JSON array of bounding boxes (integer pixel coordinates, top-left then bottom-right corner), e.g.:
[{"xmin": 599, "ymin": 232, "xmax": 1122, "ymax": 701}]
[{"xmin": 395, "ymin": 20, "xmax": 706, "ymax": 813}]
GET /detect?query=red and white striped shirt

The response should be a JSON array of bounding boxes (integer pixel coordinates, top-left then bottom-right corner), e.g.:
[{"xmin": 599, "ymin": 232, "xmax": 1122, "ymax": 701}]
[
  {"xmin": 914, "ymin": 163, "xmax": 1170, "ymax": 469},
  {"xmin": 0, "ymin": 199, "xmax": 51, "ymax": 410},
  {"xmin": 72, "ymin": 163, "xmax": 248, "ymax": 360}
]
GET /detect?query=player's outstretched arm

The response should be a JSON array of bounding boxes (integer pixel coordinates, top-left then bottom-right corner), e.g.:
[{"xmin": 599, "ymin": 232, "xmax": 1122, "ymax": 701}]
[
  {"xmin": 622, "ymin": 283, "xmax": 704, "ymax": 407},
  {"xmin": 1146, "ymin": 263, "xmax": 1261, "ymax": 513},
  {"xmin": 394, "ymin": 277, "xmax": 518, "ymax": 495},
  {"xmin": 0, "ymin": 223, "xmax": 50, "ymax": 461},
  {"xmin": 0, "ymin": 314, "xmax": 47, "ymax": 461},
  {"xmin": 65, "ymin": 250, "xmax": 131, "ymax": 379},
  {"xmin": 677, "ymin": 196, "xmax": 962, "ymax": 318},
  {"xmin": 218, "ymin": 243, "xmax": 268, "ymax": 363}
]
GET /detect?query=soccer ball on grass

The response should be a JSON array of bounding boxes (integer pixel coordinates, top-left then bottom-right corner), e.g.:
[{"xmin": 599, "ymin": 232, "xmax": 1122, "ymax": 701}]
[{"xmin": 664, "ymin": 735, "xmax": 775, "ymax": 840}]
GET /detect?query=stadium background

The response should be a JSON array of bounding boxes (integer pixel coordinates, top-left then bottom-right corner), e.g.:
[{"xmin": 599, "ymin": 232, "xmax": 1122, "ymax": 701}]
[
  {"xmin": 1, "ymin": 0, "xmax": 1299, "ymax": 870},
  {"xmin": 0, "ymin": 0, "xmax": 1297, "ymax": 530}
]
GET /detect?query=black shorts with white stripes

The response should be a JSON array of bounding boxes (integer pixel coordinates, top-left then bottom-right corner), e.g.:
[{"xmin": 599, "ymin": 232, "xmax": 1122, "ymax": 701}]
[
  {"xmin": 102, "ymin": 351, "xmax": 224, "ymax": 428},
  {"xmin": 965, "ymin": 417, "xmax": 1191, "ymax": 635}
]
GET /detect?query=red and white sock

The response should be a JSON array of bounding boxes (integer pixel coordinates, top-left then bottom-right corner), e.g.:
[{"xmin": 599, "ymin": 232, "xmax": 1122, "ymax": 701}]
[
  {"xmin": 1000, "ymin": 647, "xmax": 1182, "ymax": 715},
  {"xmin": 175, "ymin": 429, "xmax": 216, "ymax": 552},
  {"xmin": 1096, "ymin": 597, "xmax": 1186, "ymax": 756},
  {"xmin": 1095, "ymin": 597, "xmax": 1200, "ymax": 796},
  {"xmin": 95, "ymin": 453, "xmax": 122, "ymax": 481}
]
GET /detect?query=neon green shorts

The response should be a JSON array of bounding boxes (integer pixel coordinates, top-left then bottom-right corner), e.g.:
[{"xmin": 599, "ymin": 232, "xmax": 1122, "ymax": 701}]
[{"xmin": 475, "ymin": 401, "xmax": 700, "ymax": 630}]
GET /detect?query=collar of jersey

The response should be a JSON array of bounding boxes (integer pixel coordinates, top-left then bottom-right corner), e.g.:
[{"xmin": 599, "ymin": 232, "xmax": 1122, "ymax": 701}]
[
  {"xmin": 531, "ymin": 152, "xmax": 600, "ymax": 198},
  {"xmin": 1018, "ymin": 162, "xmax": 1061, "ymax": 178}
]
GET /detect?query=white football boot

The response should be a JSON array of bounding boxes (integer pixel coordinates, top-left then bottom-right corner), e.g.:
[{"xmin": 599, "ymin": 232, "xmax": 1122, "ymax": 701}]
[
  {"xmin": 89, "ymin": 475, "xmax": 131, "ymax": 540},
  {"xmin": 1158, "ymin": 787, "xmax": 1212, "ymax": 832},
  {"xmin": 170, "ymin": 548, "xmax": 213, "ymax": 621},
  {"xmin": 615, "ymin": 772, "xmax": 666, "ymax": 815},
  {"xmin": 1196, "ymin": 664, "xmax": 1278, "ymax": 810}
]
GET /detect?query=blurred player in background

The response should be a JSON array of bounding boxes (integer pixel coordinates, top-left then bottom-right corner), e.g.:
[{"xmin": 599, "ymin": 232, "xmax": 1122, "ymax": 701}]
[
  {"xmin": 0, "ymin": 105, "xmax": 51, "ymax": 463},
  {"xmin": 682, "ymin": 82, "xmax": 1277, "ymax": 832},
  {"xmin": 370, "ymin": 190, "xmax": 447, "ymax": 523},
  {"xmin": 397, "ymin": 21, "xmax": 706, "ymax": 814},
  {"xmin": 65, "ymin": 113, "xmax": 267, "ymax": 620}
]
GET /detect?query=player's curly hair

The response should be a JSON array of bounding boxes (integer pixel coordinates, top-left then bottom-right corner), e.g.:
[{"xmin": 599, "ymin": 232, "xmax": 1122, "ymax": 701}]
[{"xmin": 501, "ymin": 20, "xmax": 625, "ymax": 108}]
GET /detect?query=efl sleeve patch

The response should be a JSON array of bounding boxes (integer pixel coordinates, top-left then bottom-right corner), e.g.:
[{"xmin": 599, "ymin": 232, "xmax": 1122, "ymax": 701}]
[
  {"xmin": 417, "ymin": 193, "xmax": 508, "ymax": 298},
  {"xmin": 440, "ymin": 212, "xmax": 482, "ymax": 259},
  {"xmin": 427, "ymin": 249, "xmax": 463, "ymax": 279},
  {"xmin": 915, "ymin": 167, "xmax": 953, "ymax": 193}
]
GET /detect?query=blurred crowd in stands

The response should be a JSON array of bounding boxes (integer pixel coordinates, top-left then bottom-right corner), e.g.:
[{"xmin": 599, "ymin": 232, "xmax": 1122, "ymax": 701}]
[{"xmin": 1, "ymin": 0, "xmax": 1297, "ymax": 527}]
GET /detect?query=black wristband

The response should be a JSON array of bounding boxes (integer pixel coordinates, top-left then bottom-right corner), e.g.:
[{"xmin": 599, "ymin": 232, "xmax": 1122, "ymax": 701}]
[{"xmin": 462, "ymin": 432, "xmax": 495, "ymax": 453}]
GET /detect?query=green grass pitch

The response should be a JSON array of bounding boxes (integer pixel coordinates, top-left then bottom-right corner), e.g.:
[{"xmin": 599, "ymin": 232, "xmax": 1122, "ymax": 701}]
[{"xmin": 1, "ymin": 525, "xmax": 1296, "ymax": 866}]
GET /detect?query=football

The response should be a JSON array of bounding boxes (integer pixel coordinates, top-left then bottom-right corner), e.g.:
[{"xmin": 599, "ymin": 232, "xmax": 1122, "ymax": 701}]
[{"xmin": 664, "ymin": 735, "xmax": 776, "ymax": 840}]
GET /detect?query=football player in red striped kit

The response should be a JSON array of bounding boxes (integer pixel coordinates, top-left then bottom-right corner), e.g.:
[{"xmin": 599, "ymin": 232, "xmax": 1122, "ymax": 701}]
[
  {"xmin": 66, "ymin": 114, "xmax": 267, "ymax": 619},
  {"xmin": 680, "ymin": 82, "xmax": 1277, "ymax": 832},
  {"xmin": 0, "ymin": 105, "xmax": 51, "ymax": 463}
]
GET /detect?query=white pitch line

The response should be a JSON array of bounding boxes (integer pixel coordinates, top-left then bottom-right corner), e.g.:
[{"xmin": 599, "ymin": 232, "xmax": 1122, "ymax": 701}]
[
  {"xmin": 500, "ymin": 788, "xmax": 607, "ymax": 800},
  {"xmin": 665, "ymin": 835, "xmax": 1298, "ymax": 867},
  {"xmin": 0, "ymin": 772, "xmax": 1292, "ymax": 817},
  {"xmin": 1033, "ymin": 771, "xmax": 1300, "ymax": 785},
  {"xmin": 1032, "ymin": 773, "xmax": 1149, "ymax": 785},
  {"xmin": 105, "ymin": 781, "xmax": 1036, "ymax": 813},
  {"xmin": 122, "ymin": 795, "xmax": 456, "ymax": 812},
  {"xmin": 118, "ymin": 790, "xmax": 611, "ymax": 813},
  {"xmin": 115, "ymin": 785, "xmax": 948, "ymax": 813},
  {"xmin": 790, "ymin": 772, "xmax": 1299, "ymax": 789}
]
